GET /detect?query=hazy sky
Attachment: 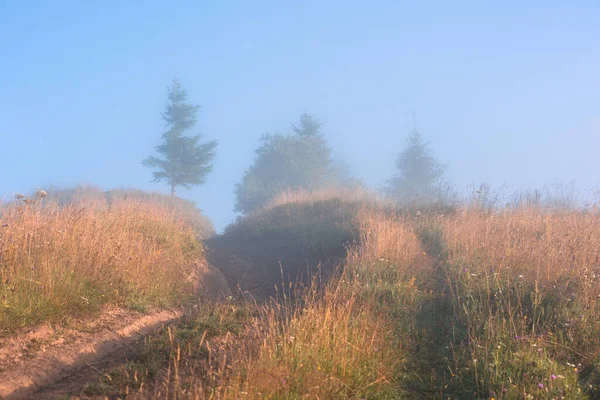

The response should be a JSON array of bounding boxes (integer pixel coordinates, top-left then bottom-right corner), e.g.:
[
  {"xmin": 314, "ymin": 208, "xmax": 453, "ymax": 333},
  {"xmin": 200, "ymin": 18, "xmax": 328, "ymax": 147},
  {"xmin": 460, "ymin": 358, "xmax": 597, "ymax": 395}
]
[{"xmin": 1, "ymin": 1, "xmax": 599, "ymax": 231}]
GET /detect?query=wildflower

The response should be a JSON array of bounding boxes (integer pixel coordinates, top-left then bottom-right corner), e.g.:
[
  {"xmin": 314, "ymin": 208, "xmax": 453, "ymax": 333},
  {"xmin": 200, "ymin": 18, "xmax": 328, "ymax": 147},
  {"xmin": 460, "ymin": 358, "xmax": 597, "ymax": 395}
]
[
  {"xmin": 14, "ymin": 193, "xmax": 25, "ymax": 199},
  {"xmin": 462, "ymin": 267, "xmax": 468, "ymax": 273},
  {"xmin": 538, "ymin": 383, "xmax": 544, "ymax": 389},
  {"xmin": 35, "ymin": 189, "xmax": 47, "ymax": 198},
  {"xmin": 551, "ymin": 374, "xmax": 557, "ymax": 380}
]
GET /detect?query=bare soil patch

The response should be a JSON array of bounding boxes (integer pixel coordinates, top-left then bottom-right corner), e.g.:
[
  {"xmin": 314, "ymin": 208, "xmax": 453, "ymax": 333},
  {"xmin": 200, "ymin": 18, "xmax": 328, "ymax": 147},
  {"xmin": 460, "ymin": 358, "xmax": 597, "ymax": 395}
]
[
  {"xmin": 203, "ymin": 235, "xmax": 347, "ymax": 301},
  {"xmin": 0, "ymin": 307, "xmax": 182, "ymax": 400}
]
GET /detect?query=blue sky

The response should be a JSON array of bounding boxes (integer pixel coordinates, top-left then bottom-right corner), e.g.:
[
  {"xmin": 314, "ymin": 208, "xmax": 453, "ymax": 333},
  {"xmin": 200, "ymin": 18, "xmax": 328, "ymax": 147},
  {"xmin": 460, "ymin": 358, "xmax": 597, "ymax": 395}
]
[{"xmin": 1, "ymin": 1, "xmax": 598, "ymax": 231}]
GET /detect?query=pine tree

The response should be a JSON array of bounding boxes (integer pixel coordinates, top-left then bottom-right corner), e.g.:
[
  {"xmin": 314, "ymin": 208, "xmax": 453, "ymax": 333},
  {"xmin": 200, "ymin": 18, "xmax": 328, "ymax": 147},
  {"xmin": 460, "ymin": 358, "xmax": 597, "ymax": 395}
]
[
  {"xmin": 143, "ymin": 79, "xmax": 217, "ymax": 196},
  {"xmin": 386, "ymin": 129, "xmax": 446, "ymax": 200},
  {"xmin": 234, "ymin": 113, "xmax": 338, "ymax": 214}
]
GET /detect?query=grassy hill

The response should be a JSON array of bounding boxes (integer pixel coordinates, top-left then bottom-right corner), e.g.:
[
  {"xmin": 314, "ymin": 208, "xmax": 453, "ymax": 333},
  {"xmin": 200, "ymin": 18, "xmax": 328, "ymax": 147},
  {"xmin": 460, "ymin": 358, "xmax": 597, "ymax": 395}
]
[
  {"xmin": 0, "ymin": 187, "xmax": 217, "ymax": 332},
  {"xmin": 6, "ymin": 188, "xmax": 600, "ymax": 399},
  {"xmin": 125, "ymin": 189, "xmax": 599, "ymax": 399}
]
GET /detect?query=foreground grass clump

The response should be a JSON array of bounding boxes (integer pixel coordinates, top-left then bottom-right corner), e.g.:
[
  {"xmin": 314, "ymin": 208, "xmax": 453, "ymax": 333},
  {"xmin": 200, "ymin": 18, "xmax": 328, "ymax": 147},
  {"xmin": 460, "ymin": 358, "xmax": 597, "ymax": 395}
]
[
  {"xmin": 435, "ymin": 207, "xmax": 600, "ymax": 398},
  {"xmin": 231, "ymin": 213, "xmax": 424, "ymax": 399},
  {"xmin": 0, "ymin": 189, "xmax": 210, "ymax": 331}
]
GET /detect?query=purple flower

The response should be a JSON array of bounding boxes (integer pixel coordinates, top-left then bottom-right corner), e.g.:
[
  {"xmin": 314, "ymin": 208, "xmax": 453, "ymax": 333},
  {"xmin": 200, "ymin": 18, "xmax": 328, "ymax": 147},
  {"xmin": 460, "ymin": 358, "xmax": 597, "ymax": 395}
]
[
  {"xmin": 538, "ymin": 383, "xmax": 544, "ymax": 389},
  {"xmin": 462, "ymin": 267, "xmax": 468, "ymax": 273},
  {"xmin": 551, "ymin": 374, "xmax": 557, "ymax": 380}
]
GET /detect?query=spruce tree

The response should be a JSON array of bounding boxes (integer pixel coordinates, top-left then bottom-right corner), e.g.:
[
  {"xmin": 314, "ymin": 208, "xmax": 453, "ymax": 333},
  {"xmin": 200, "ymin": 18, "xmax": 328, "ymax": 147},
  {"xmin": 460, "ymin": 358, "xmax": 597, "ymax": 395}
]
[
  {"xmin": 143, "ymin": 79, "xmax": 217, "ymax": 196},
  {"xmin": 386, "ymin": 129, "xmax": 446, "ymax": 200}
]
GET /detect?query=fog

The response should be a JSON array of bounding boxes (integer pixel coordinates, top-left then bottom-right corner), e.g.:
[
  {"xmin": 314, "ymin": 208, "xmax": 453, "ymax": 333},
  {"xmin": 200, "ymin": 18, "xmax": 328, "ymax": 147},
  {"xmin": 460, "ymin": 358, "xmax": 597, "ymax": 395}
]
[{"xmin": 1, "ymin": 1, "xmax": 599, "ymax": 231}]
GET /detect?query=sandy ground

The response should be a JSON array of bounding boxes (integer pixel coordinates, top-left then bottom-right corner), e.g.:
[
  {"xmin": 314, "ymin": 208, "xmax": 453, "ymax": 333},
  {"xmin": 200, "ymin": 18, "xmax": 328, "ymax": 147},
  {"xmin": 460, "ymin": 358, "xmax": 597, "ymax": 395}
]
[
  {"xmin": 0, "ymin": 306, "xmax": 183, "ymax": 400},
  {"xmin": 0, "ymin": 259, "xmax": 232, "ymax": 400}
]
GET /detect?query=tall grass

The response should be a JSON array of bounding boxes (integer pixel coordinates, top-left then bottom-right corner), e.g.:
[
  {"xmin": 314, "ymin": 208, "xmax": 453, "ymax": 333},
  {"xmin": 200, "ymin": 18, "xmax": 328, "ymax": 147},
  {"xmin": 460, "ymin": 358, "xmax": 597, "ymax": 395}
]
[
  {"xmin": 0, "ymin": 190, "xmax": 210, "ymax": 331},
  {"xmin": 54, "ymin": 188, "xmax": 600, "ymax": 399},
  {"xmin": 107, "ymin": 193, "xmax": 430, "ymax": 399},
  {"xmin": 437, "ymin": 207, "xmax": 600, "ymax": 398},
  {"xmin": 41, "ymin": 185, "xmax": 216, "ymax": 239}
]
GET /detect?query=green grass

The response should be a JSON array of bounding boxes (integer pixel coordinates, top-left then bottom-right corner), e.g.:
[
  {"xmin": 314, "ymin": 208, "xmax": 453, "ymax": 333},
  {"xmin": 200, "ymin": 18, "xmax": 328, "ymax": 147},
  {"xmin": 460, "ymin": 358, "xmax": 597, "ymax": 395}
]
[{"xmin": 70, "ymin": 301, "xmax": 253, "ymax": 397}]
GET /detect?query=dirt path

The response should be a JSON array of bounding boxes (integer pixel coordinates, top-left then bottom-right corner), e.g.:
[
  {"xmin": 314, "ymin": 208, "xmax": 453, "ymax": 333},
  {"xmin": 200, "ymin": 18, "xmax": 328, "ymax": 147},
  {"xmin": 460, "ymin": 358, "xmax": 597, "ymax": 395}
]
[
  {"xmin": 203, "ymin": 235, "xmax": 346, "ymax": 302},
  {"xmin": 0, "ymin": 256, "xmax": 232, "ymax": 400},
  {"xmin": 0, "ymin": 307, "xmax": 184, "ymax": 400},
  {"xmin": 1, "ymin": 235, "xmax": 343, "ymax": 399}
]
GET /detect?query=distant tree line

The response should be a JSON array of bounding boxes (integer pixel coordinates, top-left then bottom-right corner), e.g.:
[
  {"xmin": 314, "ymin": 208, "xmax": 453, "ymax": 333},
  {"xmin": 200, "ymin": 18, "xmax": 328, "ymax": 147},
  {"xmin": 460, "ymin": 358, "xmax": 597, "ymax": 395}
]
[{"xmin": 143, "ymin": 79, "xmax": 447, "ymax": 214}]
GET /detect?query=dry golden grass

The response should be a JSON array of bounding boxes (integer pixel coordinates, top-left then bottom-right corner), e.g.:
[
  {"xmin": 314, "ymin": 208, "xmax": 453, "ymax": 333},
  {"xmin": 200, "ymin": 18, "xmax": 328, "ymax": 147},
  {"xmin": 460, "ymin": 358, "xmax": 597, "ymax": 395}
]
[
  {"xmin": 267, "ymin": 186, "xmax": 391, "ymax": 210},
  {"xmin": 441, "ymin": 206, "xmax": 600, "ymax": 282},
  {"xmin": 44, "ymin": 188, "xmax": 600, "ymax": 399},
  {"xmin": 112, "ymin": 192, "xmax": 429, "ymax": 399},
  {"xmin": 225, "ymin": 210, "xmax": 424, "ymax": 398},
  {"xmin": 353, "ymin": 208, "xmax": 423, "ymax": 268},
  {"xmin": 427, "ymin": 206, "xmax": 600, "ymax": 398},
  {"xmin": 0, "ymin": 191, "xmax": 209, "ymax": 331}
]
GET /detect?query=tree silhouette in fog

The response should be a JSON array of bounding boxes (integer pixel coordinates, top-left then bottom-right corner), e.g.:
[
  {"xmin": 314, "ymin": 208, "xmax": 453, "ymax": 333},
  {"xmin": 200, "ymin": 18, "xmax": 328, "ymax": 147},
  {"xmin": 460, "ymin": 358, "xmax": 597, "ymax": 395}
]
[
  {"xmin": 143, "ymin": 79, "xmax": 218, "ymax": 196},
  {"xmin": 234, "ymin": 113, "xmax": 346, "ymax": 214},
  {"xmin": 386, "ymin": 129, "xmax": 446, "ymax": 200}
]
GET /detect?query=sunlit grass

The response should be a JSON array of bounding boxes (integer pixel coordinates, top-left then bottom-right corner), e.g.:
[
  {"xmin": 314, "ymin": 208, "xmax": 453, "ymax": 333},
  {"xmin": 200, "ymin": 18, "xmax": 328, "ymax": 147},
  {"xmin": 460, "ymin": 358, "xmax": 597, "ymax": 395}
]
[
  {"xmin": 21, "ymin": 187, "xmax": 600, "ymax": 399},
  {"xmin": 0, "ymin": 190, "xmax": 209, "ymax": 331}
]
